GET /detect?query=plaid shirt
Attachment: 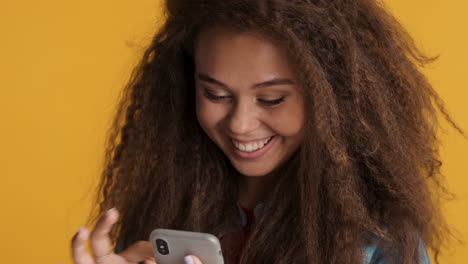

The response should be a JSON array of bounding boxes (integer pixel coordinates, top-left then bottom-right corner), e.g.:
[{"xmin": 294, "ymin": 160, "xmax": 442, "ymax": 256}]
[
  {"xmin": 363, "ymin": 241, "xmax": 430, "ymax": 264},
  {"xmin": 116, "ymin": 204, "xmax": 431, "ymax": 264},
  {"xmin": 238, "ymin": 203, "xmax": 431, "ymax": 264}
]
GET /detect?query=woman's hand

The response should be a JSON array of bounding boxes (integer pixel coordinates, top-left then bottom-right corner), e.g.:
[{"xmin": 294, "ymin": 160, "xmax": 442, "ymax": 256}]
[{"xmin": 71, "ymin": 208, "xmax": 203, "ymax": 264}]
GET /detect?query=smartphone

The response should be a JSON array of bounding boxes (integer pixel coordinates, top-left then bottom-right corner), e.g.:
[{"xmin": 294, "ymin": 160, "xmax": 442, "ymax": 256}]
[{"xmin": 149, "ymin": 228, "xmax": 224, "ymax": 264}]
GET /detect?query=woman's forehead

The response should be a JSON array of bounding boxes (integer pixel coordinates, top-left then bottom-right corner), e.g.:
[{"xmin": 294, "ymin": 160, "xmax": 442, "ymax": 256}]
[{"xmin": 194, "ymin": 28, "xmax": 297, "ymax": 85}]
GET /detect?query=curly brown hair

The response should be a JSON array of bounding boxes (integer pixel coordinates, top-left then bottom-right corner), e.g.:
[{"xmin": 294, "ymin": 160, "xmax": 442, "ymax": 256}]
[{"xmin": 89, "ymin": 0, "xmax": 464, "ymax": 263}]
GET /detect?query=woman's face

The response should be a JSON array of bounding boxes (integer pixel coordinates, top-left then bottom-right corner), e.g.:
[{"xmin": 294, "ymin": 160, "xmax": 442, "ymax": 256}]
[{"xmin": 194, "ymin": 28, "xmax": 305, "ymax": 177}]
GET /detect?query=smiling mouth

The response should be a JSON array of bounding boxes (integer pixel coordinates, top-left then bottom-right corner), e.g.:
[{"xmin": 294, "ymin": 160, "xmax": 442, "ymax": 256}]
[{"xmin": 231, "ymin": 136, "xmax": 275, "ymax": 152}]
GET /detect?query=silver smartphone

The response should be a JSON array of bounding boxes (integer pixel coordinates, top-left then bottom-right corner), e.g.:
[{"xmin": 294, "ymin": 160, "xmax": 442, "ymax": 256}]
[{"xmin": 149, "ymin": 228, "xmax": 224, "ymax": 264}]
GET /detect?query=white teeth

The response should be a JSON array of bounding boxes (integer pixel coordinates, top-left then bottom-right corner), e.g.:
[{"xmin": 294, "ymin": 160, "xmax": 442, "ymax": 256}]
[{"xmin": 232, "ymin": 136, "xmax": 273, "ymax": 153}]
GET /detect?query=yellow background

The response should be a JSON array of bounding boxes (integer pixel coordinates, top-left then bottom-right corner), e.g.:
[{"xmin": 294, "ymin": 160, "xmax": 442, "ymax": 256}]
[{"xmin": 0, "ymin": 0, "xmax": 466, "ymax": 263}]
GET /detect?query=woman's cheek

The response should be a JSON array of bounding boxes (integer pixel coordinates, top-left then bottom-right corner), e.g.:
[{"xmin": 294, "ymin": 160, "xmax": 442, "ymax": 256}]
[
  {"xmin": 265, "ymin": 106, "xmax": 304, "ymax": 137},
  {"xmin": 197, "ymin": 100, "xmax": 225, "ymax": 129}
]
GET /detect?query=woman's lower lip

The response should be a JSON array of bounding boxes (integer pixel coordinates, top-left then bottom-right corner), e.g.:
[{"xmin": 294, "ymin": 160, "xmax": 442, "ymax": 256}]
[{"xmin": 232, "ymin": 136, "xmax": 277, "ymax": 159}]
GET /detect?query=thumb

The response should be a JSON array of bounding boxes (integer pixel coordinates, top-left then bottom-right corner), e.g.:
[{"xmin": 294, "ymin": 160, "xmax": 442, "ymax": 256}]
[
  {"xmin": 119, "ymin": 241, "xmax": 154, "ymax": 263},
  {"xmin": 184, "ymin": 255, "xmax": 203, "ymax": 264}
]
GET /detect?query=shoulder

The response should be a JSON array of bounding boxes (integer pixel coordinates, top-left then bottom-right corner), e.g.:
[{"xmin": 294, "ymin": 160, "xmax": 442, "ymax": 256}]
[{"xmin": 363, "ymin": 238, "xmax": 430, "ymax": 264}]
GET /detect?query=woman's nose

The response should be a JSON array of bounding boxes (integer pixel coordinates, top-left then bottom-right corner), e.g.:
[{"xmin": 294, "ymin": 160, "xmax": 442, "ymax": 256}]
[{"xmin": 226, "ymin": 100, "xmax": 260, "ymax": 135}]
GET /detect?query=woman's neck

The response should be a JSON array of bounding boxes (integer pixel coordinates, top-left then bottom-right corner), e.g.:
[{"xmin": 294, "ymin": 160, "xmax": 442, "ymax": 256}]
[{"xmin": 238, "ymin": 173, "xmax": 276, "ymax": 209}]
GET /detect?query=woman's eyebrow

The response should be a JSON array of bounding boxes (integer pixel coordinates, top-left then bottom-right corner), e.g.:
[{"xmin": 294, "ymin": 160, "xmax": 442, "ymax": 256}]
[{"xmin": 197, "ymin": 73, "xmax": 294, "ymax": 89}]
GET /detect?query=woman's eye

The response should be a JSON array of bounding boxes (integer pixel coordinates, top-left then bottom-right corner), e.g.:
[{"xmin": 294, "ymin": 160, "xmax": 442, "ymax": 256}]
[
  {"xmin": 203, "ymin": 89, "xmax": 285, "ymax": 106},
  {"xmin": 203, "ymin": 90, "xmax": 230, "ymax": 101},
  {"xmin": 258, "ymin": 97, "xmax": 285, "ymax": 106}
]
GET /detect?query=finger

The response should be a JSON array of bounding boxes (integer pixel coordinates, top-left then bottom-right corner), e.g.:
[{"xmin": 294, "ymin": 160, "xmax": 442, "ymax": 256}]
[
  {"xmin": 119, "ymin": 241, "xmax": 154, "ymax": 263},
  {"xmin": 144, "ymin": 257, "xmax": 156, "ymax": 264},
  {"xmin": 191, "ymin": 255, "xmax": 203, "ymax": 264},
  {"xmin": 71, "ymin": 227, "xmax": 95, "ymax": 264},
  {"xmin": 184, "ymin": 255, "xmax": 203, "ymax": 264},
  {"xmin": 89, "ymin": 208, "xmax": 119, "ymax": 258}
]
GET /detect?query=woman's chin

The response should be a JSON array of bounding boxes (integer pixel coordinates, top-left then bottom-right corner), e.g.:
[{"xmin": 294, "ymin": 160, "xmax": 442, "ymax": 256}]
[{"xmin": 231, "ymin": 163, "xmax": 274, "ymax": 177}]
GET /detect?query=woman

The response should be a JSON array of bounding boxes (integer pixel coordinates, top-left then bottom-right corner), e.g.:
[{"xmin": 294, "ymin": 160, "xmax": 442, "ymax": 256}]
[{"xmin": 71, "ymin": 0, "xmax": 464, "ymax": 263}]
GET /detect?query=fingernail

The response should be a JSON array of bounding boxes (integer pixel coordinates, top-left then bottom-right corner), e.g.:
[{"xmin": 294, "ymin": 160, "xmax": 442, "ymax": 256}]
[
  {"xmin": 74, "ymin": 226, "xmax": 85, "ymax": 240},
  {"xmin": 76, "ymin": 226, "xmax": 84, "ymax": 235},
  {"xmin": 105, "ymin": 207, "xmax": 116, "ymax": 216},
  {"xmin": 184, "ymin": 255, "xmax": 194, "ymax": 264}
]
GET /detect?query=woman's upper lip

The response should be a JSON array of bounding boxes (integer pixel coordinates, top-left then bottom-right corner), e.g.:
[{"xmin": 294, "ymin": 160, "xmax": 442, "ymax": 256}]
[{"xmin": 230, "ymin": 135, "xmax": 274, "ymax": 144}]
